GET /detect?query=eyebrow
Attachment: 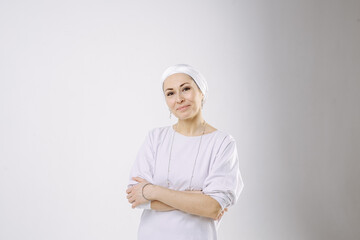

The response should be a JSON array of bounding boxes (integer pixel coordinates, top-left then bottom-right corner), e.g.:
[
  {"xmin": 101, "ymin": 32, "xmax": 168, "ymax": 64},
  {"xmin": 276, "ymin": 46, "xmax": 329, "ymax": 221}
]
[{"xmin": 164, "ymin": 82, "xmax": 190, "ymax": 92}]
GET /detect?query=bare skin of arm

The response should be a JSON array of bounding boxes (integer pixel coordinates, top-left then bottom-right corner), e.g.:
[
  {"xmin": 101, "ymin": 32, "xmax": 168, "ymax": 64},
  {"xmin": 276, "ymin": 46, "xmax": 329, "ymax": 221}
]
[
  {"xmin": 150, "ymin": 201, "xmax": 227, "ymax": 220},
  {"xmin": 150, "ymin": 190, "xmax": 203, "ymax": 211},
  {"xmin": 150, "ymin": 200, "xmax": 175, "ymax": 211},
  {"xmin": 126, "ymin": 177, "xmax": 226, "ymax": 220}
]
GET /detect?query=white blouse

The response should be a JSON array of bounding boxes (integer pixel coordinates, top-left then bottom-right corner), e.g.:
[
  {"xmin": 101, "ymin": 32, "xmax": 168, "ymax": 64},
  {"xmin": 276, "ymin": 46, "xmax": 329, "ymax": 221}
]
[{"xmin": 128, "ymin": 126, "xmax": 244, "ymax": 240}]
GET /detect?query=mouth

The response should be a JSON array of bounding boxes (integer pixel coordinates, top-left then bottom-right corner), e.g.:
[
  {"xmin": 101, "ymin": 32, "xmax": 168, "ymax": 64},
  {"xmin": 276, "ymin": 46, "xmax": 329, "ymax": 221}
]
[{"xmin": 177, "ymin": 105, "xmax": 190, "ymax": 111}]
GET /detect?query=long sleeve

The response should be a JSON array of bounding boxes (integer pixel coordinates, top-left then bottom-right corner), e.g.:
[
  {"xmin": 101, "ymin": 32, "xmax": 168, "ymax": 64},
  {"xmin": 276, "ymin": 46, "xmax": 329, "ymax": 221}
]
[
  {"xmin": 128, "ymin": 130, "xmax": 156, "ymax": 209},
  {"xmin": 202, "ymin": 136, "xmax": 244, "ymax": 210}
]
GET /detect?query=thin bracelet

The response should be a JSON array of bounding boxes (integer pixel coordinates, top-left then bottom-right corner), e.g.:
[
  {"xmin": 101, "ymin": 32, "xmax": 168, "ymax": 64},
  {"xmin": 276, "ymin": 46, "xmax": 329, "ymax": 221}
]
[{"xmin": 142, "ymin": 183, "xmax": 153, "ymax": 201}]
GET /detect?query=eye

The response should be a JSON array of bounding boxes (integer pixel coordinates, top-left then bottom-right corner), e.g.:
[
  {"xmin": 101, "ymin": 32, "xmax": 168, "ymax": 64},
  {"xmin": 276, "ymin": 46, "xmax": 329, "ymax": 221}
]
[
  {"xmin": 183, "ymin": 87, "xmax": 190, "ymax": 91},
  {"xmin": 166, "ymin": 92, "xmax": 174, "ymax": 96}
]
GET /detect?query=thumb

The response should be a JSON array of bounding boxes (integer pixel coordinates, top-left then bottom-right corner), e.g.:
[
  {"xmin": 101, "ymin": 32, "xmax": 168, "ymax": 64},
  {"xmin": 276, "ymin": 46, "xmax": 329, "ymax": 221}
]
[{"xmin": 132, "ymin": 177, "xmax": 145, "ymax": 183}]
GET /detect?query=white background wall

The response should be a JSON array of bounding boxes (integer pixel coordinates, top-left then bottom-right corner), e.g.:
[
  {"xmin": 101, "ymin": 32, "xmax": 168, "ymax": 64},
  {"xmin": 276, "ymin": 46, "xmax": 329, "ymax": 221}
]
[{"xmin": 0, "ymin": 0, "xmax": 359, "ymax": 239}]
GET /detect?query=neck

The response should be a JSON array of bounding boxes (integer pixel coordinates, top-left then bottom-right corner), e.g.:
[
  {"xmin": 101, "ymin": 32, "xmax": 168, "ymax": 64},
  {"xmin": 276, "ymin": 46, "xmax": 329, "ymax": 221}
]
[{"xmin": 175, "ymin": 114, "xmax": 206, "ymax": 136}]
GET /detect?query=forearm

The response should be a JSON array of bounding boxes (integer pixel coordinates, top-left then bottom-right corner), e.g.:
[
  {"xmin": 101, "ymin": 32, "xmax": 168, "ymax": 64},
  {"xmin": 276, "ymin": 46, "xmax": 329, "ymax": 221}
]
[
  {"xmin": 144, "ymin": 185, "xmax": 222, "ymax": 220},
  {"xmin": 150, "ymin": 200, "xmax": 175, "ymax": 211},
  {"xmin": 150, "ymin": 190, "xmax": 202, "ymax": 211}
]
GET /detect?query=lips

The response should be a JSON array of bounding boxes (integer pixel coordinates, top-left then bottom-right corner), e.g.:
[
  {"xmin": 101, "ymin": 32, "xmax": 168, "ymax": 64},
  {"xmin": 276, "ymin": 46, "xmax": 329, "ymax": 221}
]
[{"xmin": 177, "ymin": 105, "xmax": 190, "ymax": 111}]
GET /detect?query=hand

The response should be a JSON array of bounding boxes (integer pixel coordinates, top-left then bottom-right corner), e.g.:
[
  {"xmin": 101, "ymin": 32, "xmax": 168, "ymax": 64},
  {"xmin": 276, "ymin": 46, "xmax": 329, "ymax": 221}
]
[
  {"xmin": 126, "ymin": 177, "xmax": 152, "ymax": 208},
  {"xmin": 215, "ymin": 208, "xmax": 228, "ymax": 221}
]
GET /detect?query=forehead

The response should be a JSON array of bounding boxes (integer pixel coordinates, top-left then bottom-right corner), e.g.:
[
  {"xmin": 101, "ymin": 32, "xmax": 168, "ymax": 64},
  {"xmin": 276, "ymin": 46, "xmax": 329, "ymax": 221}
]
[{"xmin": 163, "ymin": 73, "xmax": 195, "ymax": 88}]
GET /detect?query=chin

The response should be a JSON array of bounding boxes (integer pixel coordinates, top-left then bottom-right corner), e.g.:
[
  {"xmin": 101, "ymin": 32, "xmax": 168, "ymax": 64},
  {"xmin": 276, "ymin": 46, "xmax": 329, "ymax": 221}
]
[{"xmin": 176, "ymin": 112, "xmax": 197, "ymax": 120}]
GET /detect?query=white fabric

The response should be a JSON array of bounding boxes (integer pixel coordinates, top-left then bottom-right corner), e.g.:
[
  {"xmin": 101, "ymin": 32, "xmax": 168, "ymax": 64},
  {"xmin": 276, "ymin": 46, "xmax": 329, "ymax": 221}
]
[
  {"xmin": 136, "ymin": 201, "xmax": 151, "ymax": 209},
  {"xmin": 161, "ymin": 64, "xmax": 209, "ymax": 103},
  {"xmin": 128, "ymin": 126, "xmax": 244, "ymax": 240}
]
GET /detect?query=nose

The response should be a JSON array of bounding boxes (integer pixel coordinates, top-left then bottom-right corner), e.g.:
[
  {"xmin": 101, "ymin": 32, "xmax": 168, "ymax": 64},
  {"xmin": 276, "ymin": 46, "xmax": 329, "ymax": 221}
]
[{"xmin": 176, "ymin": 93, "xmax": 184, "ymax": 103}]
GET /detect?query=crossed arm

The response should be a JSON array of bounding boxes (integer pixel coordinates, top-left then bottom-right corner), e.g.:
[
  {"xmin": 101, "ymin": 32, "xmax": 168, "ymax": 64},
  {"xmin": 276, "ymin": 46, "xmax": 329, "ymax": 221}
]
[{"xmin": 126, "ymin": 177, "xmax": 227, "ymax": 220}]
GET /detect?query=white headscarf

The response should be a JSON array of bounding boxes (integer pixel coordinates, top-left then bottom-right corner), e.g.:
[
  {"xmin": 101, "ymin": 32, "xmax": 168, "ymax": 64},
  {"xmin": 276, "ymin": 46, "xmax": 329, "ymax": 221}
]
[{"xmin": 161, "ymin": 64, "xmax": 209, "ymax": 103}]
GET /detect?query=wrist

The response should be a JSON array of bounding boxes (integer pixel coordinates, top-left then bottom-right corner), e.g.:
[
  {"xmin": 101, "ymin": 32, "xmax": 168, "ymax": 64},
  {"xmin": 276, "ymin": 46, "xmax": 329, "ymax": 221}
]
[{"xmin": 143, "ymin": 184, "xmax": 158, "ymax": 201}]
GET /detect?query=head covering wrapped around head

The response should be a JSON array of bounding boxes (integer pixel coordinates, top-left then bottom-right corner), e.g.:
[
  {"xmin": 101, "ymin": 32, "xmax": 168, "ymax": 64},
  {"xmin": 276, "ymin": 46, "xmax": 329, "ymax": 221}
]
[{"xmin": 161, "ymin": 64, "xmax": 209, "ymax": 104}]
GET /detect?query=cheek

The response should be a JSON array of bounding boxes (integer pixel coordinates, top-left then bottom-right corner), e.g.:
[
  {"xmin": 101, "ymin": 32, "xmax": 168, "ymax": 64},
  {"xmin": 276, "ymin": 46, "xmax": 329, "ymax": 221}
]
[
  {"xmin": 188, "ymin": 92, "xmax": 199, "ymax": 102},
  {"xmin": 183, "ymin": 91, "xmax": 194, "ymax": 99},
  {"xmin": 165, "ymin": 98, "xmax": 175, "ymax": 107}
]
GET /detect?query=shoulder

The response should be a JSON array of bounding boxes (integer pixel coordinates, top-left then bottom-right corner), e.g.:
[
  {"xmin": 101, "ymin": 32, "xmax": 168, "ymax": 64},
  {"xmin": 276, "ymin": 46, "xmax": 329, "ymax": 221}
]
[
  {"xmin": 210, "ymin": 129, "xmax": 238, "ymax": 156},
  {"xmin": 206, "ymin": 123, "xmax": 236, "ymax": 145},
  {"xmin": 148, "ymin": 125, "xmax": 171, "ymax": 135},
  {"xmin": 213, "ymin": 129, "xmax": 236, "ymax": 145},
  {"xmin": 145, "ymin": 125, "xmax": 172, "ymax": 143}
]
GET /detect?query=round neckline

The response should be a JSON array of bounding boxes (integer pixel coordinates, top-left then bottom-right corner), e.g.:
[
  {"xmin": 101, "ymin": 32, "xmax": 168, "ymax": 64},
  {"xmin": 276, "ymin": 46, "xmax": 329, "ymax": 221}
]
[{"xmin": 170, "ymin": 125, "xmax": 219, "ymax": 138}]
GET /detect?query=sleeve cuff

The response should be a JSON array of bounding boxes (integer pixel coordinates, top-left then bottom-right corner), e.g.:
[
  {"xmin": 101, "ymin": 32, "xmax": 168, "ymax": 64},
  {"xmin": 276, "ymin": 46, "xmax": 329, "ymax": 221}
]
[
  {"xmin": 202, "ymin": 190, "xmax": 235, "ymax": 210},
  {"xmin": 135, "ymin": 201, "xmax": 151, "ymax": 210},
  {"xmin": 208, "ymin": 195, "xmax": 227, "ymax": 210}
]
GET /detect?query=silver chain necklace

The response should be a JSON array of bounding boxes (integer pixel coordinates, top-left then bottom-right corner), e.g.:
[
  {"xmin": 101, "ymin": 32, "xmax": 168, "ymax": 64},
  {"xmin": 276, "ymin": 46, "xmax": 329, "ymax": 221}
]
[{"xmin": 167, "ymin": 120, "xmax": 207, "ymax": 191}]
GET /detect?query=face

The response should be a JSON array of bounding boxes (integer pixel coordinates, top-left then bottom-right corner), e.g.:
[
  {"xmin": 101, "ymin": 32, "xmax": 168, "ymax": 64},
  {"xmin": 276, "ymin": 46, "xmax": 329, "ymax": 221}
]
[{"xmin": 163, "ymin": 73, "xmax": 204, "ymax": 120}]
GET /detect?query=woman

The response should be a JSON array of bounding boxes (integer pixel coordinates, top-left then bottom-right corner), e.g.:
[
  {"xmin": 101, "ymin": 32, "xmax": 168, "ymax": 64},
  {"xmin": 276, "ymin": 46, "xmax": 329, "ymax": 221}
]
[{"xmin": 126, "ymin": 64, "xmax": 244, "ymax": 240}]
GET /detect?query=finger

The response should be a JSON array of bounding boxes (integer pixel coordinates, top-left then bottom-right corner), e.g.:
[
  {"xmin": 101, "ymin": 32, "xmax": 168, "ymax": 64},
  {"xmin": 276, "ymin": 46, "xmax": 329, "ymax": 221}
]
[
  {"xmin": 126, "ymin": 187, "xmax": 133, "ymax": 194},
  {"xmin": 132, "ymin": 177, "xmax": 145, "ymax": 182},
  {"xmin": 128, "ymin": 195, "xmax": 135, "ymax": 203},
  {"xmin": 132, "ymin": 198, "xmax": 141, "ymax": 208},
  {"xmin": 127, "ymin": 192, "xmax": 134, "ymax": 199}
]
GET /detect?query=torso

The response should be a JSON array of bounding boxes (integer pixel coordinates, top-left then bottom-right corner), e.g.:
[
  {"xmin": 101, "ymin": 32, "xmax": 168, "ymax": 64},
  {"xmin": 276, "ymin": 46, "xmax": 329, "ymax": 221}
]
[{"xmin": 138, "ymin": 125, "xmax": 230, "ymax": 240}]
